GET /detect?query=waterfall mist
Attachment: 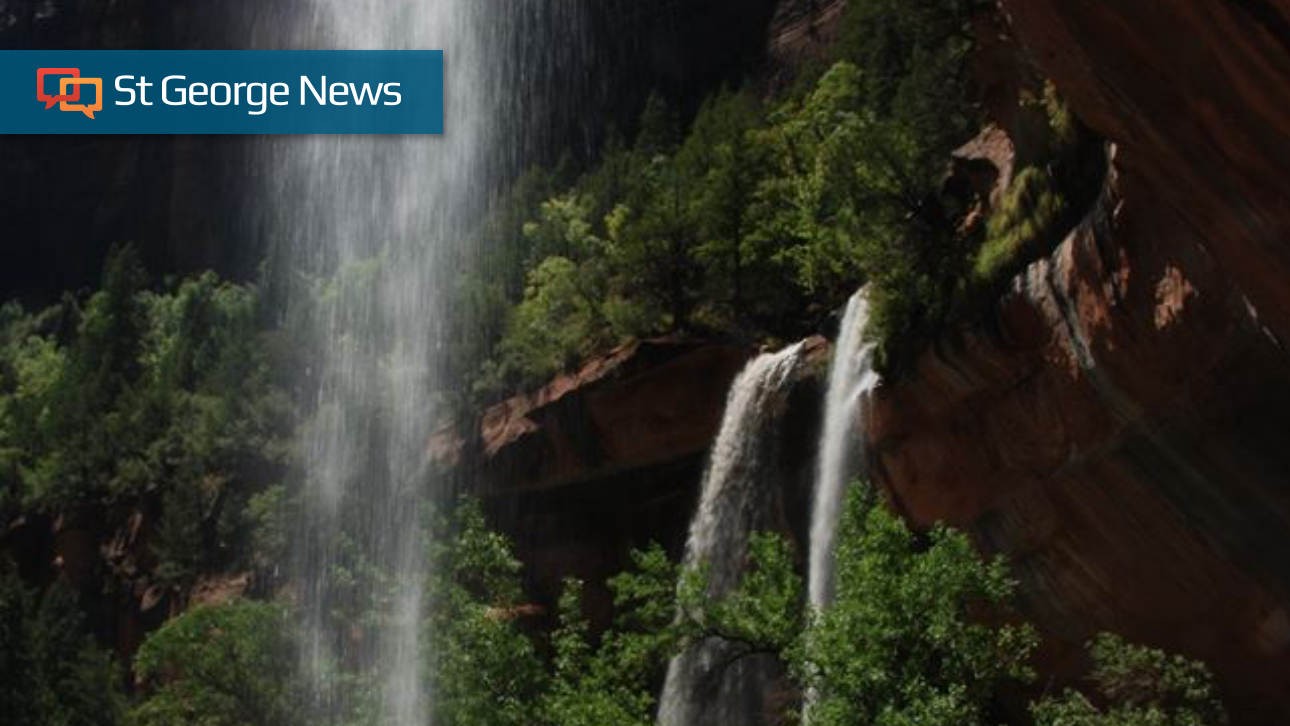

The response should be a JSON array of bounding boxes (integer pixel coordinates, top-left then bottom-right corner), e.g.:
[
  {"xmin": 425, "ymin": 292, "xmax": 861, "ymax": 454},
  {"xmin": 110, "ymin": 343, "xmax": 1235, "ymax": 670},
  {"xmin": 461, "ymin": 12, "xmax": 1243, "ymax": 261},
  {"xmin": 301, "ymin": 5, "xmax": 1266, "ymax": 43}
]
[
  {"xmin": 808, "ymin": 289, "xmax": 879, "ymax": 610},
  {"xmin": 658, "ymin": 342, "xmax": 805, "ymax": 726},
  {"xmin": 249, "ymin": 2, "xmax": 586, "ymax": 724}
]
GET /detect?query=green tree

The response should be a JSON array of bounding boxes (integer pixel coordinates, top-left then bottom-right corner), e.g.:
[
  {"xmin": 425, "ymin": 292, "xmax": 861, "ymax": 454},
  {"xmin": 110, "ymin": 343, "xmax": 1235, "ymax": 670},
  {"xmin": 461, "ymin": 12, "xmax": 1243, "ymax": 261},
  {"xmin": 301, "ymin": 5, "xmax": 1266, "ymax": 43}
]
[
  {"xmin": 576, "ymin": 128, "xmax": 636, "ymax": 240},
  {"xmin": 674, "ymin": 532, "xmax": 805, "ymax": 668},
  {"xmin": 604, "ymin": 99, "xmax": 703, "ymax": 334},
  {"xmin": 634, "ymin": 92, "xmax": 679, "ymax": 158},
  {"xmin": 141, "ymin": 273, "xmax": 291, "ymax": 589},
  {"xmin": 130, "ymin": 601, "xmax": 301, "ymax": 726},
  {"xmin": 682, "ymin": 91, "xmax": 784, "ymax": 331},
  {"xmin": 491, "ymin": 255, "xmax": 603, "ymax": 387},
  {"xmin": 474, "ymin": 192, "xmax": 624, "ymax": 394},
  {"xmin": 0, "ymin": 254, "xmax": 290, "ymax": 587},
  {"xmin": 836, "ymin": 0, "xmax": 979, "ymax": 140},
  {"xmin": 443, "ymin": 166, "xmax": 558, "ymax": 407},
  {"xmin": 748, "ymin": 55, "xmax": 977, "ymax": 357},
  {"xmin": 1031, "ymin": 633, "xmax": 1228, "ymax": 726},
  {"xmin": 24, "ymin": 244, "xmax": 151, "ymax": 508},
  {"xmin": 0, "ymin": 305, "xmax": 65, "ymax": 519},
  {"xmin": 243, "ymin": 484, "xmax": 292, "ymax": 583},
  {"xmin": 543, "ymin": 545, "xmax": 680, "ymax": 726},
  {"xmin": 795, "ymin": 484, "xmax": 1036, "ymax": 726},
  {"xmin": 0, "ymin": 564, "xmax": 124, "ymax": 726},
  {"xmin": 426, "ymin": 502, "xmax": 548, "ymax": 726},
  {"xmin": 747, "ymin": 62, "xmax": 873, "ymax": 303}
]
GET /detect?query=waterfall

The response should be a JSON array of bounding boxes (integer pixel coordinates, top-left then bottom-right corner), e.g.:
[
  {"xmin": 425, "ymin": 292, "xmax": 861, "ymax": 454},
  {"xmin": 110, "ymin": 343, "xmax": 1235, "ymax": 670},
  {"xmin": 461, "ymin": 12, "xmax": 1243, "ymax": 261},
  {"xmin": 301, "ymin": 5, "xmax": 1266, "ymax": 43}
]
[
  {"xmin": 808, "ymin": 289, "xmax": 879, "ymax": 610},
  {"xmin": 658, "ymin": 342, "xmax": 805, "ymax": 726},
  {"xmin": 250, "ymin": 2, "xmax": 585, "ymax": 724}
]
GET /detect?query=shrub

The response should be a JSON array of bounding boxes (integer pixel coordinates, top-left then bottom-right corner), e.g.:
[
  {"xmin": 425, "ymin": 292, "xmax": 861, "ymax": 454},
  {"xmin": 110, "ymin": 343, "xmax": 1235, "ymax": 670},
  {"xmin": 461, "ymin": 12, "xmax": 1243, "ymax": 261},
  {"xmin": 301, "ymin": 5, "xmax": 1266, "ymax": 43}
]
[
  {"xmin": 0, "ymin": 565, "xmax": 125, "ymax": 726},
  {"xmin": 973, "ymin": 166, "xmax": 1068, "ymax": 285},
  {"xmin": 130, "ymin": 601, "xmax": 301, "ymax": 726},
  {"xmin": 544, "ymin": 545, "xmax": 681, "ymax": 726},
  {"xmin": 971, "ymin": 83, "xmax": 1104, "ymax": 292},
  {"xmin": 1032, "ymin": 633, "xmax": 1228, "ymax": 726},
  {"xmin": 426, "ymin": 502, "xmax": 548, "ymax": 726},
  {"xmin": 795, "ymin": 484, "xmax": 1037, "ymax": 726}
]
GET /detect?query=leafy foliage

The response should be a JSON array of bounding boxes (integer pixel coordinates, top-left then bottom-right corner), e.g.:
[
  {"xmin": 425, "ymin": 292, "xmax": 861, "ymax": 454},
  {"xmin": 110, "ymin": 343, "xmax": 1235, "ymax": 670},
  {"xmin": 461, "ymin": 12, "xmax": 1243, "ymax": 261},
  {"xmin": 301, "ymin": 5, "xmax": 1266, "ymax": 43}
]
[
  {"xmin": 426, "ymin": 501, "xmax": 549, "ymax": 726},
  {"xmin": 795, "ymin": 485, "xmax": 1037, "ymax": 726},
  {"xmin": 675, "ymin": 532, "xmax": 805, "ymax": 664},
  {"xmin": 0, "ymin": 564, "xmax": 125, "ymax": 726},
  {"xmin": 974, "ymin": 166, "xmax": 1068, "ymax": 285},
  {"xmin": 0, "ymin": 246, "xmax": 291, "ymax": 589},
  {"xmin": 543, "ymin": 545, "xmax": 680, "ymax": 726},
  {"xmin": 1032, "ymin": 633, "xmax": 1228, "ymax": 726},
  {"xmin": 481, "ymin": 196, "xmax": 615, "ymax": 390},
  {"xmin": 130, "ymin": 601, "xmax": 301, "ymax": 726},
  {"xmin": 456, "ymin": 0, "xmax": 995, "ymax": 396},
  {"xmin": 426, "ymin": 489, "xmax": 1051, "ymax": 726},
  {"xmin": 242, "ymin": 484, "xmax": 291, "ymax": 578}
]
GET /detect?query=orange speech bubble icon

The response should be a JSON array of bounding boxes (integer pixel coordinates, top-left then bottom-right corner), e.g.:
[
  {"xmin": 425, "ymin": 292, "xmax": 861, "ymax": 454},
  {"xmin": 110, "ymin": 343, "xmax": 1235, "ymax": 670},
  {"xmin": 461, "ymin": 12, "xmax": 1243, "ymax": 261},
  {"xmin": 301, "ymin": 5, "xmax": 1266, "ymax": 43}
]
[
  {"xmin": 37, "ymin": 67, "xmax": 81, "ymax": 109},
  {"xmin": 59, "ymin": 76, "xmax": 102, "ymax": 120}
]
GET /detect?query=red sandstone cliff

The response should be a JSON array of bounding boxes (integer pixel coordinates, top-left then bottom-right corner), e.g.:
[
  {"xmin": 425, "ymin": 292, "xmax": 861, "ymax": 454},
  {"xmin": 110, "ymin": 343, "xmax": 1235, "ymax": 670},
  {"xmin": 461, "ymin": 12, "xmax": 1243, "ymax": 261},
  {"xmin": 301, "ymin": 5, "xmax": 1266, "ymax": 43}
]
[{"xmin": 867, "ymin": 3, "xmax": 1290, "ymax": 721}]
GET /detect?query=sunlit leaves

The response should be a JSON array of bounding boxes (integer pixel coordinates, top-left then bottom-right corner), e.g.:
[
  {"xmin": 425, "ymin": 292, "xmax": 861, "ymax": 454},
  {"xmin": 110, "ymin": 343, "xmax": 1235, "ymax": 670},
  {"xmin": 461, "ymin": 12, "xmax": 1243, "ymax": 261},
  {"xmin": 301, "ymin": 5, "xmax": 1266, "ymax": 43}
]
[{"xmin": 795, "ymin": 485, "xmax": 1037, "ymax": 726}]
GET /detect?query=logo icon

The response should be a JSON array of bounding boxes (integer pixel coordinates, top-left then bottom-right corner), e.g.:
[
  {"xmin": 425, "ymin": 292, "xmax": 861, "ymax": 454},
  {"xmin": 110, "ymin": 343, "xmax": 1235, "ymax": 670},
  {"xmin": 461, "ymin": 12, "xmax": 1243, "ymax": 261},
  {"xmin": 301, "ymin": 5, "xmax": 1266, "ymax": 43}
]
[{"xmin": 37, "ymin": 68, "xmax": 102, "ymax": 119}]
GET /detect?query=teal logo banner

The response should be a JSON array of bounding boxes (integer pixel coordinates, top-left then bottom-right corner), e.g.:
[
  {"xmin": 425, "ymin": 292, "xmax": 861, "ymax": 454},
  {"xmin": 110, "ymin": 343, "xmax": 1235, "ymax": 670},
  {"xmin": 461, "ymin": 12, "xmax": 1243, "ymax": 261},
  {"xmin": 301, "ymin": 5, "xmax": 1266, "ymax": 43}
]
[{"xmin": 2, "ymin": 50, "xmax": 444, "ymax": 134}]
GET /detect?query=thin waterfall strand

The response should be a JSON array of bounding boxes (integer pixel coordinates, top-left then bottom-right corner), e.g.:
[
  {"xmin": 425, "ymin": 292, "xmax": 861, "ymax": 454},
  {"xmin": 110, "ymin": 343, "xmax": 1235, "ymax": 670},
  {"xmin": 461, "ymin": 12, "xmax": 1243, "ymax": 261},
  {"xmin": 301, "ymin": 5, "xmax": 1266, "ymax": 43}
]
[{"xmin": 808, "ymin": 289, "xmax": 880, "ymax": 610}]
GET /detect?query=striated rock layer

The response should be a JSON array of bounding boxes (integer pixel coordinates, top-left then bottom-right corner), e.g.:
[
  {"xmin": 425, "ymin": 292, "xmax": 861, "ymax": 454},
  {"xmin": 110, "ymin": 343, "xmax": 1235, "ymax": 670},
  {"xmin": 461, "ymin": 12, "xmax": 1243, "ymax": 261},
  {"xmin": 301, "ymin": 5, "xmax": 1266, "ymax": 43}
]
[
  {"xmin": 995, "ymin": 0, "xmax": 1290, "ymax": 350},
  {"xmin": 869, "ymin": 148, "xmax": 1290, "ymax": 723},
  {"xmin": 865, "ymin": 3, "xmax": 1290, "ymax": 722}
]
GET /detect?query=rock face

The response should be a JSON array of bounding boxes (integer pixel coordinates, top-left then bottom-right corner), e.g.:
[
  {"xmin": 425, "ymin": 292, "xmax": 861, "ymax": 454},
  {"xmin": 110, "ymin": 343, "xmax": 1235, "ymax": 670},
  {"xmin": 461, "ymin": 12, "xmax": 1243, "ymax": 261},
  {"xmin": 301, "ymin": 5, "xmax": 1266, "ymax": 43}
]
[
  {"xmin": 764, "ymin": 0, "xmax": 846, "ymax": 89},
  {"xmin": 0, "ymin": 505, "xmax": 185, "ymax": 662},
  {"xmin": 870, "ymin": 148, "xmax": 1290, "ymax": 722},
  {"xmin": 439, "ymin": 339, "xmax": 750, "ymax": 625},
  {"xmin": 446, "ymin": 339, "xmax": 753, "ymax": 496},
  {"xmin": 864, "ymin": 4, "xmax": 1290, "ymax": 722},
  {"xmin": 444, "ymin": 337, "xmax": 828, "ymax": 628},
  {"xmin": 996, "ymin": 0, "xmax": 1290, "ymax": 353}
]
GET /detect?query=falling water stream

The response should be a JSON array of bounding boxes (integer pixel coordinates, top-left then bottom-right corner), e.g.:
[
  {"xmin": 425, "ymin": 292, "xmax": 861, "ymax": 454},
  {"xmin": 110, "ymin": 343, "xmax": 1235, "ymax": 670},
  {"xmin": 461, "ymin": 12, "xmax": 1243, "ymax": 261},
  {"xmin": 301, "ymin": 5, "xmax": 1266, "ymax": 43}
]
[
  {"xmin": 660, "ymin": 293, "xmax": 879, "ymax": 724},
  {"xmin": 659, "ymin": 342, "xmax": 806, "ymax": 726},
  {"xmin": 808, "ymin": 289, "xmax": 880, "ymax": 609},
  {"xmin": 252, "ymin": 2, "xmax": 585, "ymax": 724}
]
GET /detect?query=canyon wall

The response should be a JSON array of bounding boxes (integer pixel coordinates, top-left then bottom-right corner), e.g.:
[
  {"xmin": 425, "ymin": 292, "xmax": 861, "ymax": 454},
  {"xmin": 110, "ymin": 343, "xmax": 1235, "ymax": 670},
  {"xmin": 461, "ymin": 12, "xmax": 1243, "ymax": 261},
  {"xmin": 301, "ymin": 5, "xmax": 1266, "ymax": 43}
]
[{"xmin": 869, "ymin": 3, "xmax": 1290, "ymax": 721}]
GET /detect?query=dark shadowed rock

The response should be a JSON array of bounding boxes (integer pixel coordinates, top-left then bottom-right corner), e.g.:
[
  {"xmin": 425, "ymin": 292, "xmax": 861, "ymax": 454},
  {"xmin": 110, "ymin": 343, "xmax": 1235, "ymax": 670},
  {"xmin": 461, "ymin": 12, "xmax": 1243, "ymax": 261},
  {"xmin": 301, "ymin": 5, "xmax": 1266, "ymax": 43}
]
[
  {"xmin": 443, "ymin": 336, "xmax": 829, "ymax": 630},
  {"xmin": 870, "ymin": 150, "xmax": 1290, "ymax": 723}
]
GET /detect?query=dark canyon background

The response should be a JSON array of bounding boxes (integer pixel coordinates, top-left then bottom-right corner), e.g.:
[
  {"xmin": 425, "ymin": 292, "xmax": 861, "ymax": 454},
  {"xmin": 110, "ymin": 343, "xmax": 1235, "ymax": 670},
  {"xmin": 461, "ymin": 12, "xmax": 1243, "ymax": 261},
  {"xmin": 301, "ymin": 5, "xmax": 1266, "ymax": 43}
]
[{"xmin": 0, "ymin": 0, "xmax": 781, "ymax": 301}]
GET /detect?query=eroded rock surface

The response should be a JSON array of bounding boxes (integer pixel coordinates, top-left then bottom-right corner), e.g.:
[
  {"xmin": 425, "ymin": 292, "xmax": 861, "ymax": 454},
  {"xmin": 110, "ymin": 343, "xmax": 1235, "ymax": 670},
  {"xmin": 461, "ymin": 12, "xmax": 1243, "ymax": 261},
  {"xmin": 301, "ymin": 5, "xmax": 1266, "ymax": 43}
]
[
  {"xmin": 870, "ymin": 152, "xmax": 1290, "ymax": 723},
  {"xmin": 860, "ymin": 5, "xmax": 1290, "ymax": 721}
]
